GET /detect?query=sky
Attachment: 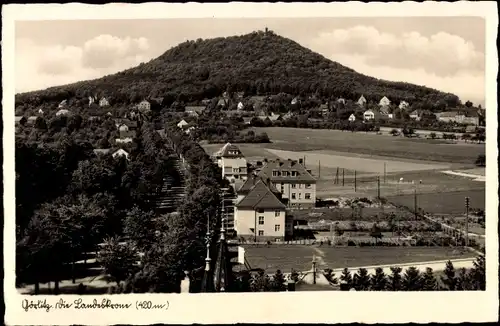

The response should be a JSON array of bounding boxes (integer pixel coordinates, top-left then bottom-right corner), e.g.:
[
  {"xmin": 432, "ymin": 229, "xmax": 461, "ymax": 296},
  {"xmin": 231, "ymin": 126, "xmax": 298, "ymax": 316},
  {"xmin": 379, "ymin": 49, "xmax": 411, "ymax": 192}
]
[{"xmin": 15, "ymin": 17, "xmax": 486, "ymax": 105}]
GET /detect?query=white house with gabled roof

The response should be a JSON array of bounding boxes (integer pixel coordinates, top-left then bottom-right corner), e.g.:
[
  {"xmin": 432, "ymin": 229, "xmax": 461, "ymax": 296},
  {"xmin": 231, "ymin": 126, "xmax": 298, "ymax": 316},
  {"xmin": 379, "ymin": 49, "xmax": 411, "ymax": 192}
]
[
  {"xmin": 177, "ymin": 119, "xmax": 189, "ymax": 129},
  {"xmin": 379, "ymin": 96, "xmax": 391, "ymax": 107},
  {"xmin": 357, "ymin": 95, "xmax": 367, "ymax": 106},
  {"xmin": 213, "ymin": 143, "xmax": 248, "ymax": 182}
]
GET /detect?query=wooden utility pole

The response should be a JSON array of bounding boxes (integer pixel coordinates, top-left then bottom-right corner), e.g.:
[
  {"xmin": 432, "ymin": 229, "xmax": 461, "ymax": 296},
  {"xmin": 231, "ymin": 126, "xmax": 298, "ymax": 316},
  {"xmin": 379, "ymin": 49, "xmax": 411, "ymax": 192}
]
[
  {"xmin": 319, "ymin": 160, "xmax": 321, "ymax": 179},
  {"xmin": 335, "ymin": 167, "xmax": 339, "ymax": 184},
  {"xmin": 465, "ymin": 197, "xmax": 470, "ymax": 247},
  {"xmin": 354, "ymin": 170, "xmax": 357, "ymax": 192},
  {"xmin": 377, "ymin": 176, "xmax": 381, "ymax": 199},
  {"xmin": 414, "ymin": 187, "xmax": 418, "ymax": 221},
  {"xmin": 383, "ymin": 162, "xmax": 387, "ymax": 184},
  {"xmin": 342, "ymin": 169, "xmax": 345, "ymax": 186}
]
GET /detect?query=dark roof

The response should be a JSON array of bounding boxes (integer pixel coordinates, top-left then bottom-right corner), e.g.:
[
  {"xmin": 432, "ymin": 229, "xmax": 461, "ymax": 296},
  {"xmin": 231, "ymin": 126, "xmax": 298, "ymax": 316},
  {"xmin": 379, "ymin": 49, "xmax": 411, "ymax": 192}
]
[
  {"xmin": 237, "ymin": 173, "xmax": 280, "ymax": 195},
  {"xmin": 119, "ymin": 130, "xmax": 136, "ymax": 139},
  {"xmin": 214, "ymin": 142, "xmax": 244, "ymax": 158},
  {"xmin": 258, "ymin": 159, "xmax": 316, "ymax": 183},
  {"xmin": 236, "ymin": 180, "xmax": 286, "ymax": 210},
  {"xmin": 185, "ymin": 106, "xmax": 206, "ymax": 114}
]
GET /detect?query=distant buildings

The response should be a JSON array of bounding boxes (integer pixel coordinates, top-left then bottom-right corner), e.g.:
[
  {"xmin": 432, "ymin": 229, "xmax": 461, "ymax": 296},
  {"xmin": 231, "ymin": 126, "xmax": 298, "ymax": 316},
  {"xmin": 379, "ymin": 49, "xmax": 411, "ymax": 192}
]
[
  {"xmin": 99, "ymin": 97, "xmax": 110, "ymax": 107},
  {"xmin": 112, "ymin": 149, "xmax": 130, "ymax": 160},
  {"xmin": 437, "ymin": 111, "xmax": 479, "ymax": 126},
  {"xmin": 137, "ymin": 100, "xmax": 151, "ymax": 113},
  {"xmin": 58, "ymin": 100, "xmax": 67, "ymax": 108},
  {"xmin": 399, "ymin": 101, "xmax": 410, "ymax": 110},
  {"xmin": 348, "ymin": 113, "xmax": 356, "ymax": 122},
  {"xmin": 185, "ymin": 106, "xmax": 205, "ymax": 117},
  {"xmin": 357, "ymin": 95, "xmax": 367, "ymax": 107},
  {"xmin": 257, "ymin": 158, "xmax": 316, "ymax": 208},
  {"xmin": 177, "ymin": 119, "xmax": 189, "ymax": 129},
  {"xmin": 56, "ymin": 109, "xmax": 70, "ymax": 116},
  {"xmin": 379, "ymin": 96, "xmax": 391, "ymax": 107},
  {"xmin": 213, "ymin": 143, "xmax": 248, "ymax": 182},
  {"xmin": 363, "ymin": 109, "xmax": 376, "ymax": 121}
]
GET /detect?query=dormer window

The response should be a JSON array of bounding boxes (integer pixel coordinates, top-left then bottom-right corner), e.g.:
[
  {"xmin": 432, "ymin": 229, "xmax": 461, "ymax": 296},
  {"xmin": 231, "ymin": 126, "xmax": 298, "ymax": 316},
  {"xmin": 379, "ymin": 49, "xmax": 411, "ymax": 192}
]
[
  {"xmin": 272, "ymin": 170, "xmax": 279, "ymax": 177},
  {"xmin": 291, "ymin": 171, "xmax": 298, "ymax": 177}
]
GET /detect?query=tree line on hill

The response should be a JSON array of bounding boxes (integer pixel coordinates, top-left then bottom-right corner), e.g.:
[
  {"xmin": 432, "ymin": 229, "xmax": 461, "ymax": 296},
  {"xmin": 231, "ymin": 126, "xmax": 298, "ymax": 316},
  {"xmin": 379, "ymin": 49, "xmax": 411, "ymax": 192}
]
[{"xmin": 15, "ymin": 30, "xmax": 462, "ymax": 117}]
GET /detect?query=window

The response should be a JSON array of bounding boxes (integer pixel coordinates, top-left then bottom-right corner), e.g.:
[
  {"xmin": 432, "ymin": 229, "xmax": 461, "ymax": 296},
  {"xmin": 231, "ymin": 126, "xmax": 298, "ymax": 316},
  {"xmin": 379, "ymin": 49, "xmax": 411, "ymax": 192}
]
[
  {"xmin": 233, "ymin": 168, "xmax": 239, "ymax": 173},
  {"xmin": 298, "ymin": 193, "xmax": 302, "ymax": 199},
  {"xmin": 258, "ymin": 216, "xmax": 264, "ymax": 225},
  {"xmin": 275, "ymin": 225, "xmax": 281, "ymax": 232},
  {"xmin": 275, "ymin": 211, "xmax": 280, "ymax": 217},
  {"xmin": 291, "ymin": 184, "xmax": 296, "ymax": 189},
  {"xmin": 298, "ymin": 184, "xmax": 302, "ymax": 189},
  {"xmin": 272, "ymin": 170, "xmax": 279, "ymax": 177},
  {"xmin": 258, "ymin": 230, "xmax": 264, "ymax": 236},
  {"xmin": 291, "ymin": 193, "xmax": 296, "ymax": 199},
  {"xmin": 305, "ymin": 193, "xmax": 311, "ymax": 200},
  {"xmin": 291, "ymin": 171, "xmax": 297, "ymax": 176},
  {"xmin": 306, "ymin": 183, "xmax": 312, "ymax": 189}
]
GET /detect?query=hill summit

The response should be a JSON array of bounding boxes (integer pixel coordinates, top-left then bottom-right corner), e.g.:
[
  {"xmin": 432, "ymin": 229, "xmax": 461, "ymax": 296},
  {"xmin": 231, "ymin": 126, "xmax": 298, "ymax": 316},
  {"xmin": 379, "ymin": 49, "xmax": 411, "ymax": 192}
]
[{"xmin": 15, "ymin": 29, "xmax": 460, "ymax": 108}]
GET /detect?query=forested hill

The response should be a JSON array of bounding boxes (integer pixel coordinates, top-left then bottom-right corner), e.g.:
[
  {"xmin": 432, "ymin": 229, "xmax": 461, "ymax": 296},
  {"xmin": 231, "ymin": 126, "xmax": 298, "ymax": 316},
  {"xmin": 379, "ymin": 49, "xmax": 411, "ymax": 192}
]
[{"xmin": 15, "ymin": 29, "xmax": 460, "ymax": 108}]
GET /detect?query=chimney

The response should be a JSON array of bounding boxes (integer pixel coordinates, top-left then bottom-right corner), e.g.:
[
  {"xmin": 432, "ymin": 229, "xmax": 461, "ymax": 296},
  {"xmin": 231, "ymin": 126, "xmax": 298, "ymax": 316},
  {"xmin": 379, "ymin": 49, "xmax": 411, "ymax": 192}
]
[{"xmin": 298, "ymin": 158, "xmax": 303, "ymax": 165}]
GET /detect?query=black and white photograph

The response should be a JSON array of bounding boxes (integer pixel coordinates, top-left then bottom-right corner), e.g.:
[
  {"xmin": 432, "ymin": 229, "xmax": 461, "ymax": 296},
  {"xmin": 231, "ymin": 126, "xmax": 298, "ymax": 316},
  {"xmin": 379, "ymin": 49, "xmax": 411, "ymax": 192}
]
[{"xmin": 3, "ymin": 2, "xmax": 498, "ymax": 324}]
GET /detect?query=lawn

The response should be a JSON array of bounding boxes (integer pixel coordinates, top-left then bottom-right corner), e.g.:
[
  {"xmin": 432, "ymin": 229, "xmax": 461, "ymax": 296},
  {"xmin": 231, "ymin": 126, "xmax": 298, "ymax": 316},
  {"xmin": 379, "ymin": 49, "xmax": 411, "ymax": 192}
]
[
  {"xmin": 251, "ymin": 127, "xmax": 485, "ymax": 164},
  {"xmin": 241, "ymin": 245, "xmax": 477, "ymax": 273},
  {"xmin": 386, "ymin": 189, "xmax": 485, "ymax": 214}
]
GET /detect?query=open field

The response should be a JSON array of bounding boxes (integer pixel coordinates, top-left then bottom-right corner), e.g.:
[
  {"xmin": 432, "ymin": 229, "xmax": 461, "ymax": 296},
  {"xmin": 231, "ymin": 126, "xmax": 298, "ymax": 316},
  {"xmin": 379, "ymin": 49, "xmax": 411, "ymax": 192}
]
[
  {"xmin": 266, "ymin": 148, "xmax": 449, "ymax": 174},
  {"xmin": 241, "ymin": 245, "xmax": 477, "ymax": 273},
  {"xmin": 250, "ymin": 127, "xmax": 485, "ymax": 164},
  {"xmin": 386, "ymin": 189, "xmax": 485, "ymax": 214}
]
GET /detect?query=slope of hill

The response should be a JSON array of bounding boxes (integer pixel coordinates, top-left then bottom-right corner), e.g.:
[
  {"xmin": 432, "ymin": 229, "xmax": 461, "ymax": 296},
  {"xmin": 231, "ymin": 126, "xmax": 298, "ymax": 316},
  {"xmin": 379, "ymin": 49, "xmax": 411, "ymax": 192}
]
[{"xmin": 15, "ymin": 30, "xmax": 460, "ymax": 110}]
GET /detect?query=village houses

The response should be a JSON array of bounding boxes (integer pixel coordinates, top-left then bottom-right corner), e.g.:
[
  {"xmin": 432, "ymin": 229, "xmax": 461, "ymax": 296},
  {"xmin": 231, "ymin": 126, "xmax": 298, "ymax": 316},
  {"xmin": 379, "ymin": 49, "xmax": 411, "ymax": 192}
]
[
  {"xmin": 137, "ymin": 100, "xmax": 151, "ymax": 113},
  {"xmin": 56, "ymin": 109, "xmax": 70, "ymax": 116},
  {"xmin": 399, "ymin": 101, "xmax": 410, "ymax": 110},
  {"xmin": 409, "ymin": 109, "xmax": 434, "ymax": 121},
  {"xmin": 357, "ymin": 95, "xmax": 367, "ymax": 107},
  {"xmin": 379, "ymin": 96, "xmax": 391, "ymax": 107},
  {"xmin": 99, "ymin": 97, "xmax": 110, "ymax": 107},
  {"xmin": 363, "ymin": 109, "xmax": 379, "ymax": 121},
  {"xmin": 185, "ymin": 106, "xmax": 205, "ymax": 117},
  {"xmin": 112, "ymin": 149, "xmax": 130, "ymax": 160},
  {"xmin": 436, "ymin": 111, "xmax": 479, "ymax": 126},
  {"xmin": 257, "ymin": 158, "xmax": 317, "ymax": 208},
  {"xmin": 177, "ymin": 119, "xmax": 189, "ymax": 129},
  {"xmin": 213, "ymin": 143, "xmax": 248, "ymax": 182},
  {"xmin": 348, "ymin": 113, "xmax": 356, "ymax": 122}
]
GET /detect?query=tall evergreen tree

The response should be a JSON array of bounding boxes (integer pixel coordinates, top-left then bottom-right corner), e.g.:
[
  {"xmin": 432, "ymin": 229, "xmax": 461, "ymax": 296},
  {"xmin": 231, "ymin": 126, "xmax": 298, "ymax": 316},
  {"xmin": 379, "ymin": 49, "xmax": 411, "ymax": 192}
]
[
  {"xmin": 339, "ymin": 268, "xmax": 353, "ymax": 289},
  {"xmin": 441, "ymin": 261, "xmax": 457, "ymax": 291},
  {"xmin": 388, "ymin": 267, "xmax": 403, "ymax": 291},
  {"xmin": 370, "ymin": 267, "xmax": 388, "ymax": 291},
  {"xmin": 402, "ymin": 267, "xmax": 423, "ymax": 291},
  {"xmin": 353, "ymin": 268, "xmax": 371, "ymax": 291},
  {"xmin": 456, "ymin": 268, "xmax": 472, "ymax": 290},
  {"xmin": 421, "ymin": 267, "xmax": 438, "ymax": 291},
  {"xmin": 469, "ymin": 255, "xmax": 486, "ymax": 290}
]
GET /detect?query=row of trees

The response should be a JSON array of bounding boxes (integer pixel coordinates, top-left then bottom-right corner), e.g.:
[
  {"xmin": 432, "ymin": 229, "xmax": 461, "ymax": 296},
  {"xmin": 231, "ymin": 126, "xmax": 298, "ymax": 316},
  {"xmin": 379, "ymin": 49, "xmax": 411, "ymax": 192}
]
[
  {"xmin": 16, "ymin": 122, "xmax": 177, "ymax": 293},
  {"xmin": 98, "ymin": 121, "xmax": 232, "ymax": 293}
]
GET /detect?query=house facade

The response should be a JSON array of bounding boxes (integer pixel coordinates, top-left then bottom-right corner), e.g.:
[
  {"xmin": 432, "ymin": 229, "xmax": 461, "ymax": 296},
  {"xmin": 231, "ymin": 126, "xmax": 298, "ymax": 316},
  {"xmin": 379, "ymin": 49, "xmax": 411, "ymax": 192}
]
[
  {"xmin": 437, "ymin": 112, "xmax": 479, "ymax": 125},
  {"xmin": 56, "ymin": 109, "xmax": 70, "ymax": 116},
  {"xmin": 137, "ymin": 100, "xmax": 151, "ymax": 113},
  {"xmin": 399, "ymin": 101, "xmax": 409, "ymax": 110},
  {"xmin": 99, "ymin": 97, "xmax": 110, "ymax": 107},
  {"xmin": 185, "ymin": 106, "xmax": 205, "ymax": 117},
  {"xmin": 379, "ymin": 96, "xmax": 391, "ymax": 107},
  {"xmin": 348, "ymin": 113, "xmax": 356, "ymax": 122},
  {"xmin": 257, "ymin": 158, "xmax": 316, "ymax": 208},
  {"xmin": 363, "ymin": 110, "xmax": 376, "ymax": 121},
  {"xmin": 357, "ymin": 95, "xmax": 367, "ymax": 106},
  {"xmin": 234, "ymin": 180, "xmax": 291, "ymax": 241},
  {"xmin": 213, "ymin": 143, "xmax": 248, "ymax": 182},
  {"xmin": 112, "ymin": 149, "xmax": 130, "ymax": 160},
  {"xmin": 177, "ymin": 119, "xmax": 189, "ymax": 129}
]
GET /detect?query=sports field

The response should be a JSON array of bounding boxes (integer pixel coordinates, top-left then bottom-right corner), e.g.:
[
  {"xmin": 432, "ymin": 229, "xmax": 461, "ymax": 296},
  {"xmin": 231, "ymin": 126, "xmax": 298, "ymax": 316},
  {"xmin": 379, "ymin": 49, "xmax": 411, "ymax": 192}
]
[{"xmin": 241, "ymin": 245, "xmax": 477, "ymax": 273}]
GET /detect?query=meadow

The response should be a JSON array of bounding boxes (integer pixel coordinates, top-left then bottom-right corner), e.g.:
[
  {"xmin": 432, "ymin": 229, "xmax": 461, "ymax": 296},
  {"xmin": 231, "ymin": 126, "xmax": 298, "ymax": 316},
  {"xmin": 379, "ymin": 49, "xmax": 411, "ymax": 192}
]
[
  {"xmin": 386, "ymin": 189, "xmax": 486, "ymax": 214},
  {"xmin": 241, "ymin": 245, "xmax": 477, "ymax": 273},
  {"xmin": 250, "ymin": 127, "xmax": 485, "ymax": 164}
]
